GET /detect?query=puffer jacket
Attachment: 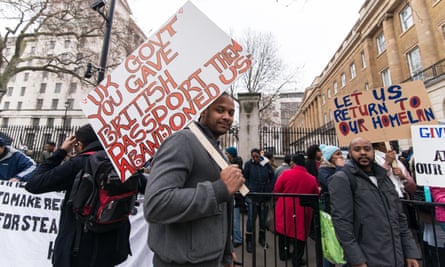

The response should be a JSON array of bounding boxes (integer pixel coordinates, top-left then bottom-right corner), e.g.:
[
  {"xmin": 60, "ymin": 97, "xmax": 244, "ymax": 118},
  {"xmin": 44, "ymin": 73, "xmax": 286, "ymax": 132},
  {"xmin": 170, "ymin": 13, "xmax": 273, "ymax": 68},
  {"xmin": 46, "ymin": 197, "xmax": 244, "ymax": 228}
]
[{"xmin": 328, "ymin": 160, "xmax": 420, "ymax": 267}]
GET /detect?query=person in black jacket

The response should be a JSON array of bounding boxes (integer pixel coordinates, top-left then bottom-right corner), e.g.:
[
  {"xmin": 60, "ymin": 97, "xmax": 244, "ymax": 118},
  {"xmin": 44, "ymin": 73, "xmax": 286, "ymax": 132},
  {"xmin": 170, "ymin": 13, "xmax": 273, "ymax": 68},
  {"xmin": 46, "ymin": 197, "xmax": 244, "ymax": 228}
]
[{"xmin": 25, "ymin": 124, "xmax": 131, "ymax": 267}]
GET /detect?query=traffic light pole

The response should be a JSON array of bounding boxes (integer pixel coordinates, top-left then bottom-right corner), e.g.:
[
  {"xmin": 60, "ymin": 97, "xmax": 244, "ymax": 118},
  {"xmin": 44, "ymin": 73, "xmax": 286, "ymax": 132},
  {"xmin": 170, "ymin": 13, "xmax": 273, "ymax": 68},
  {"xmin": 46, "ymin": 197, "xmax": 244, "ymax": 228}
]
[{"xmin": 96, "ymin": 0, "xmax": 116, "ymax": 85}]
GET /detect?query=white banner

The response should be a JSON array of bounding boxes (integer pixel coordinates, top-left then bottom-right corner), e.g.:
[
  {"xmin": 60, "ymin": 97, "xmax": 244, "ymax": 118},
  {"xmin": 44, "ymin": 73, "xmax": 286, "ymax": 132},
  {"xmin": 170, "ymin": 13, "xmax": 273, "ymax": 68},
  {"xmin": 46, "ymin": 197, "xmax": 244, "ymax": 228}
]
[
  {"xmin": 411, "ymin": 125, "xmax": 445, "ymax": 187},
  {"xmin": 0, "ymin": 182, "xmax": 152, "ymax": 267}
]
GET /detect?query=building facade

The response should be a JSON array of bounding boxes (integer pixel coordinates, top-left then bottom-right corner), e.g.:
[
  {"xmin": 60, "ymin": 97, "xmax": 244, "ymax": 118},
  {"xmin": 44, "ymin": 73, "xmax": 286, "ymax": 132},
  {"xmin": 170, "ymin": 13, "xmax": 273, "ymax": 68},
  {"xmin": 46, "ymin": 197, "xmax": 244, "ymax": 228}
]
[
  {"xmin": 290, "ymin": 0, "xmax": 445, "ymax": 139},
  {"xmin": 260, "ymin": 91, "xmax": 303, "ymax": 127},
  {"xmin": 0, "ymin": 0, "xmax": 145, "ymax": 128}
]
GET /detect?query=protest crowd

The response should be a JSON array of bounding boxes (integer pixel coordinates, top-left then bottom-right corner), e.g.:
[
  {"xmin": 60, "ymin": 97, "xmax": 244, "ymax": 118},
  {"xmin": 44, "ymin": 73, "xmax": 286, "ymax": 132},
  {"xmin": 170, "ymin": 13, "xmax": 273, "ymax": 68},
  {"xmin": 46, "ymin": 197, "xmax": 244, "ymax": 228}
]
[{"xmin": 1, "ymin": 2, "xmax": 445, "ymax": 267}]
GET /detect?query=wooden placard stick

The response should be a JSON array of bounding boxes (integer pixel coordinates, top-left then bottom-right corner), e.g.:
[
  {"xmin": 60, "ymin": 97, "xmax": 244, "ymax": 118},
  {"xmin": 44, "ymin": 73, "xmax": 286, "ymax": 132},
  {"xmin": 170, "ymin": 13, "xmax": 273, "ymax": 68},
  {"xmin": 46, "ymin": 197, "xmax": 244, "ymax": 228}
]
[
  {"xmin": 384, "ymin": 141, "xmax": 398, "ymax": 168},
  {"xmin": 188, "ymin": 122, "xmax": 249, "ymax": 196}
]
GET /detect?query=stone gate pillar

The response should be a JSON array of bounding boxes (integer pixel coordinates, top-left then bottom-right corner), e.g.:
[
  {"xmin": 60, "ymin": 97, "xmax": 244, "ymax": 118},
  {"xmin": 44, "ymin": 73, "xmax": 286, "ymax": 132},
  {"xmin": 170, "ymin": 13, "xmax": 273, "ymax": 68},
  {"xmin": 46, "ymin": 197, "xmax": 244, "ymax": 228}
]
[{"xmin": 238, "ymin": 92, "xmax": 260, "ymax": 163}]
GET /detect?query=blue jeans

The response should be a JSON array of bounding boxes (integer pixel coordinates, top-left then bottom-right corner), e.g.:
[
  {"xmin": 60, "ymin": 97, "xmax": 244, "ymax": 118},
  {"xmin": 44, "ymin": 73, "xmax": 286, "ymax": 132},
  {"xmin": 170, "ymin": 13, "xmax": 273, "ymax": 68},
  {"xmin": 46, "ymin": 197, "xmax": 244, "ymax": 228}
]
[
  {"xmin": 232, "ymin": 207, "xmax": 242, "ymax": 244},
  {"xmin": 246, "ymin": 200, "xmax": 267, "ymax": 233}
]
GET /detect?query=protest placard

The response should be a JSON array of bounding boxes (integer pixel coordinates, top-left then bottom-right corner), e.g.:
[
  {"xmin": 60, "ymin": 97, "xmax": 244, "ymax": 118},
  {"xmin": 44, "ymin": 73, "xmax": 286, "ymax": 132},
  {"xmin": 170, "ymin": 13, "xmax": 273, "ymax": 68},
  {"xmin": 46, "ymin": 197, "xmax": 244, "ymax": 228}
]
[
  {"xmin": 330, "ymin": 80, "xmax": 437, "ymax": 146},
  {"xmin": 411, "ymin": 125, "xmax": 445, "ymax": 187},
  {"xmin": 81, "ymin": 1, "xmax": 251, "ymax": 181}
]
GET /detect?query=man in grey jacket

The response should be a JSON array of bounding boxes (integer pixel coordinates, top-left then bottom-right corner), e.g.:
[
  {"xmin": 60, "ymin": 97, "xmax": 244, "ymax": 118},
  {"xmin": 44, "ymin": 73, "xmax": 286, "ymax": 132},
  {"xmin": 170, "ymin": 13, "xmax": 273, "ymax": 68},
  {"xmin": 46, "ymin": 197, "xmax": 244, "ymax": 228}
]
[
  {"xmin": 328, "ymin": 137, "xmax": 420, "ymax": 267},
  {"xmin": 144, "ymin": 93, "xmax": 245, "ymax": 267}
]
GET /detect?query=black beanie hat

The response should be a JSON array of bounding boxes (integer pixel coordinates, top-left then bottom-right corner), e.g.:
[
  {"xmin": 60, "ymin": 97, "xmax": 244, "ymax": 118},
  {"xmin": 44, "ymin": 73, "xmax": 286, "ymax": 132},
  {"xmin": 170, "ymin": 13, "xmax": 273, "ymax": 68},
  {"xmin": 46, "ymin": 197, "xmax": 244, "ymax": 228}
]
[
  {"xmin": 291, "ymin": 153, "xmax": 306, "ymax": 166},
  {"xmin": 75, "ymin": 124, "xmax": 98, "ymax": 146}
]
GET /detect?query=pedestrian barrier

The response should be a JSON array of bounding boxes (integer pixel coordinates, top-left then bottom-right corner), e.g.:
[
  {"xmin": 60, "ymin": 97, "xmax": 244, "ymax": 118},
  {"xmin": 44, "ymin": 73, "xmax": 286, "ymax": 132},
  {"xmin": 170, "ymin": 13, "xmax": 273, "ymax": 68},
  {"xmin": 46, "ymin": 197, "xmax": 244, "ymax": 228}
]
[{"xmin": 234, "ymin": 192, "xmax": 445, "ymax": 267}]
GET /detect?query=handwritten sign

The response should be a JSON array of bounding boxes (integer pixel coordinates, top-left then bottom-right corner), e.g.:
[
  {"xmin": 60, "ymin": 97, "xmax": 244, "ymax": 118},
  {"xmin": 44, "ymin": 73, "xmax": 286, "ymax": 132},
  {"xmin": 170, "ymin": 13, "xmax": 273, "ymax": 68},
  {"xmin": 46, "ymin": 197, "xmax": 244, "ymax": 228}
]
[
  {"xmin": 81, "ymin": 1, "xmax": 251, "ymax": 181},
  {"xmin": 330, "ymin": 80, "xmax": 437, "ymax": 146},
  {"xmin": 411, "ymin": 125, "xmax": 445, "ymax": 187}
]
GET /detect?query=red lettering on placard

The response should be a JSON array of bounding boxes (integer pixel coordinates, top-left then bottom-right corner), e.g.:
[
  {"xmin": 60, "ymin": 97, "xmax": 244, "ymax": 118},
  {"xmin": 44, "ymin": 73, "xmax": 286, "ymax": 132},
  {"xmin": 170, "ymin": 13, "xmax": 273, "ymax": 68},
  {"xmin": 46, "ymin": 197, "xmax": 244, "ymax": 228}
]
[
  {"xmin": 118, "ymin": 158, "xmax": 136, "ymax": 182},
  {"xmin": 235, "ymin": 54, "xmax": 252, "ymax": 75},
  {"xmin": 98, "ymin": 125, "xmax": 119, "ymax": 147},
  {"xmin": 87, "ymin": 76, "xmax": 122, "ymax": 124},
  {"xmin": 158, "ymin": 15, "xmax": 178, "ymax": 38},
  {"xmin": 108, "ymin": 142, "xmax": 125, "ymax": 160}
]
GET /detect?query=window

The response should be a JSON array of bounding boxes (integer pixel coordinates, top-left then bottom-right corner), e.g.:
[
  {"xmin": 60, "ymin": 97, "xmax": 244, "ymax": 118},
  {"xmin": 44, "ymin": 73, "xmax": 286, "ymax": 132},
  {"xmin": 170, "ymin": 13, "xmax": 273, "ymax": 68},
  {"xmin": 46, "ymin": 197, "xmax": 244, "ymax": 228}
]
[
  {"xmin": 7, "ymin": 87, "xmax": 13, "ymax": 96},
  {"xmin": 57, "ymin": 72, "xmax": 64, "ymax": 79},
  {"xmin": 361, "ymin": 51, "xmax": 366, "ymax": 68},
  {"xmin": 341, "ymin": 73, "xmax": 346, "ymax": 87},
  {"xmin": 407, "ymin": 47, "xmax": 423, "ymax": 80},
  {"xmin": 51, "ymin": 99, "xmax": 59, "ymax": 109},
  {"xmin": 400, "ymin": 5, "xmax": 413, "ymax": 33},
  {"xmin": 42, "ymin": 71, "xmax": 48, "ymax": 79},
  {"xmin": 64, "ymin": 39, "xmax": 71, "ymax": 49},
  {"xmin": 381, "ymin": 68, "xmax": 392, "ymax": 87},
  {"xmin": 327, "ymin": 89, "xmax": 331, "ymax": 99},
  {"xmin": 376, "ymin": 32, "xmax": 386, "ymax": 54},
  {"xmin": 61, "ymin": 53, "xmax": 69, "ymax": 63},
  {"xmin": 69, "ymin": 83, "xmax": 77, "ymax": 94},
  {"xmin": 350, "ymin": 63, "xmax": 357, "ymax": 79},
  {"xmin": 322, "ymin": 94, "xmax": 326, "ymax": 104},
  {"xmin": 66, "ymin": 98, "xmax": 75, "ymax": 109},
  {"xmin": 47, "ymin": 118, "xmax": 55, "ymax": 128},
  {"xmin": 31, "ymin": 47, "xmax": 36, "ymax": 53},
  {"xmin": 20, "ymin": 86, "xmax": 26, "ymax": 96},
  {"xmin": 3, "ymin": 102, "xmax": 10, "ymax": 110},
  {"xmin": 1, "ymin": 118, "xmax": 9, "ymax": 128},
  {"xmin": 24, "ymin": 72, "xmax": 29, "ymax": 81},
  {"xmin": 5, "ymin": 47, "xmax": 11, "ymax": 56},
  {"xmin": 49, "ymin": 40, "xmax": 56, "ymax": 49},
  {"xmin": 31, "ymin": 118, "xmax": 40, "ymax": 127},
  {"xmin": 17, "ymin": 101, "xmax": 23, "ymax": 110},
  {"xmin": 40, "ymin": 83, "xmax": 47, "ymax": 93},
  {"xmin": 36, "ymin": 99, "xmax": 43, "ymax": 110},
  {"xmin": 55, "ymin": 83, "xmax": 62, "ymax": 93},
  {"xmin": 333, "ymin": 81, "xmax": 338, "ymax": 94},
  {"xmin": 51, "ymin": 98, "xmax": 59, "ymax": 109},
  {"xmin": 365, "ymin": 82, "xmax": 369, "ymax": 91},
  {"xmin": 79, "ymin": 38, "xmax": 86, "ymax": 49}
]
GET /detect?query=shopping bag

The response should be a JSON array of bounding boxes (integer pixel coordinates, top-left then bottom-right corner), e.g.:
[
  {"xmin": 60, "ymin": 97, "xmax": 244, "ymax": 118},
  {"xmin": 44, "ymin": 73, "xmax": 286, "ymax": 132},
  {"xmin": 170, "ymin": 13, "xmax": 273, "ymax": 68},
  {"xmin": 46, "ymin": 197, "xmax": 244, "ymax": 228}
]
[{"xmin": 320, "ymin": 210, "xmax": 346, "ymax": 264}]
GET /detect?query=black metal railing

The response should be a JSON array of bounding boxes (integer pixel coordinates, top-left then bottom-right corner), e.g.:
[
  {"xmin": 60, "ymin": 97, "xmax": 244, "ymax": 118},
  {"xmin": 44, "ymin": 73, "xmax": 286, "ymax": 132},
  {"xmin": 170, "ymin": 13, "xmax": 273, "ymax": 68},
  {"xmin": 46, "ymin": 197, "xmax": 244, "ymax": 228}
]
[
  {"xmin": 235, "ymin": 192, "xmax": 445, "ymax": 267},
  {"xmin": 0, "ymin": 125, "xmax": 80, "ymax": 163}
]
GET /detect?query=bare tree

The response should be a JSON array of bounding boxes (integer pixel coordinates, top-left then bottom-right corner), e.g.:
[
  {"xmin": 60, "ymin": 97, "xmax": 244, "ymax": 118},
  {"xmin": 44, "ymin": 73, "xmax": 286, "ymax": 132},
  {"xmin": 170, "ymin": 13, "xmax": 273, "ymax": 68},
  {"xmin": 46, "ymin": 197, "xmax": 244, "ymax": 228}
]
[
  {"xmin": 0, "ymin": 0, "xmax": 144, "ymax": 102},
  {"xmin": 231, "ymin": 29, "xmax": 299, "ymax": 124}
]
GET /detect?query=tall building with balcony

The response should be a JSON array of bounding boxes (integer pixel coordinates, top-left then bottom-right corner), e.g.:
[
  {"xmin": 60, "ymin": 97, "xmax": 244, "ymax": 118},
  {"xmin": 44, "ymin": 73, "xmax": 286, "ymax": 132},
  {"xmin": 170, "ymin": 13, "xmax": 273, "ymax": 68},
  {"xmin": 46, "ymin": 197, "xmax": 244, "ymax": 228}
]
[
  {"xmin": 0, "ymin": 0, "xmax": 146, "ymax": 129},
  {"xmin": 290, "ymin": 0, "xmax": 445, "ymax": 139}
]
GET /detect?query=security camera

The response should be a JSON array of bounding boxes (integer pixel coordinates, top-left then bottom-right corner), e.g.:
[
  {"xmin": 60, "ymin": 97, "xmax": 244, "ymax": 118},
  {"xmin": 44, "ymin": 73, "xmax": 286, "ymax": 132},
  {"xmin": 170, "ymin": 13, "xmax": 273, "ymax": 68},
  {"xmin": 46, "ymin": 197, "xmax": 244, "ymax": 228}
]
[{"xmin": 91, "ymin": 0, "xmax": 106, "ymax": 11}]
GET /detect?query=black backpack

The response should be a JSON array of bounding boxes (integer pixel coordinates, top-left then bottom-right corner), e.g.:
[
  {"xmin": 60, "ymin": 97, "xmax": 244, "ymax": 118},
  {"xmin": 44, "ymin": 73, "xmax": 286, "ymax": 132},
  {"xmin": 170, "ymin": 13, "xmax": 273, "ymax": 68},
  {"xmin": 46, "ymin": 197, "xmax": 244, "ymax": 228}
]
[{"xmin": 68, "ymin": 150, "xmax": 140, "ymax": 233}]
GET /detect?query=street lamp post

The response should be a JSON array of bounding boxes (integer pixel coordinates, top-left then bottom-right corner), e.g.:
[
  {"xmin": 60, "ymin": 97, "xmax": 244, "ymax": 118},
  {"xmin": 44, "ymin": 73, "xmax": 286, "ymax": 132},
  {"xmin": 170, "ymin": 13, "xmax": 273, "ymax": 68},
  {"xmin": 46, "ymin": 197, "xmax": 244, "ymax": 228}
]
[{"xmin": 91, "ymin": 0, "xmax": 116, "ymax": 85}]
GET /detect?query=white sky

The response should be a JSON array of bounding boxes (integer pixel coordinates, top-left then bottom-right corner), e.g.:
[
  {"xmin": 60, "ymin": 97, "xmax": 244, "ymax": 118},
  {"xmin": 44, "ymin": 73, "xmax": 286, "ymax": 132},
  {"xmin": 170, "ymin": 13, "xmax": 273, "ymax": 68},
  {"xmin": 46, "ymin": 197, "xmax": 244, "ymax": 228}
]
[{"xmin": 127, "ymin": 0, "xmax": 364, "ymax": 90}]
